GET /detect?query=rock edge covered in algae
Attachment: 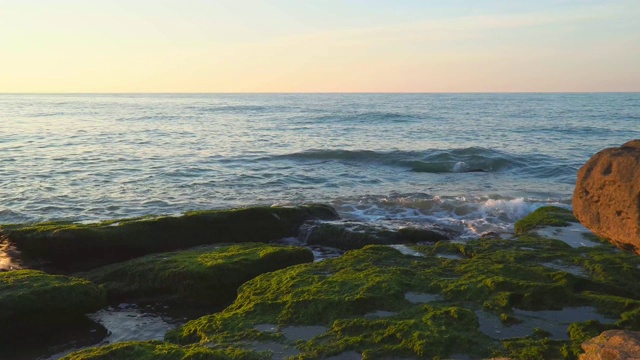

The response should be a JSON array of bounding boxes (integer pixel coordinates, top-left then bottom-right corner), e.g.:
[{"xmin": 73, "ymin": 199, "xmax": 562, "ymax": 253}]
[
  {"xmin": 0, "ymin": 204, "xmax": 338, "ymax": 272},
  {"xmin": 0, "ymin": 269, "xmax": 106, "ymax": 346},
  {"xmin": 79, "ymin": 243, "xmax": 314, "ymax": 305}
]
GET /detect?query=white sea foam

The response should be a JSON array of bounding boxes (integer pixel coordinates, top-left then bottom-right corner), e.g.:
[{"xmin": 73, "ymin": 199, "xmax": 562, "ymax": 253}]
[
  {"xmin": 334, "ymin": 194, "xmax": 570, "ymax": 241},
  {"xmin": 480, "ymin": 198, "xmax": 536, "ymax": 221},
  {"xmin": 453, "ymin": 161, "xmax": 468, "ymax": 172}
]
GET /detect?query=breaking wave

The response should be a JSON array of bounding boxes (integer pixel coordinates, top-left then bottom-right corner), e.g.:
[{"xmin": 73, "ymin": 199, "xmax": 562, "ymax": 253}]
[
  {"xmin": 277, "ymin": 147, "xmax": 576, "ymax": 177},
  {"xmin": 332, "ymin": 193, "xmax": 571, "ymax": 240}
]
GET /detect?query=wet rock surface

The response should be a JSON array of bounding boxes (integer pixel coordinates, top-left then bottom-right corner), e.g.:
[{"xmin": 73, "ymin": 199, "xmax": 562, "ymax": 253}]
[
  {"xmin": 574, "ymin": 140, "xmax": 640, "ymax": 254},
  {"xmin": 299, "ymin": 219, "xmax": 456, "ymax": 250}
]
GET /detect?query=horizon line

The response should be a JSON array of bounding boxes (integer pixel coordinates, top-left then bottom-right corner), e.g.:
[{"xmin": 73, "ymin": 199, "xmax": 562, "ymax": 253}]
[{"xmin": 1, "ymin": 91, "xmax": 639, "ymax": 95}]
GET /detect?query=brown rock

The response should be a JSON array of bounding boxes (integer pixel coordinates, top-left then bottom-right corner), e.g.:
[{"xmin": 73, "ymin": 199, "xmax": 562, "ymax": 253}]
[
  {"xmin": 573, "ymin": 140, "xmax": 640, "ymax": 254},
  {"xmin": 579, "ymin": 330, "xmax": 640, "ymax": 360}
]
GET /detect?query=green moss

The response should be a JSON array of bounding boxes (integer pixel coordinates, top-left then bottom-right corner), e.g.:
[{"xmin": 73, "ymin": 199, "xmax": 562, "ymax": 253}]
[
  {"xmin": 563, "ymin": 320, "xmax": 610, "ymax": 358},
  {"xmin": 167, "ymin": 245, "xmax": 494, "ymax": 357},
  {"xmin": 60, "ymin": 341, "xmax": 268, "ymax": 360},
  {"xmin": 514, "ymin": 206, "xmax": 577, "ymax": 234},
  {"xmin": 0, "ymin": 269, "xmax": 106, "ymax": 345},
  {"xmin": 164, "ymin": 229, "xmax": 640, "ymax": 359},
  {"xmin": 79, "ymin": 244, "xmax": 314, "ymax": 305},
  {"xmin": 0, "ymin": 204, "xmax": 338, "ymax": 272},
  {"xmin": 0, "ymin": 269, "xmax": 105, "ymax": 321},
  {"xmin": 298, "ymin": 305, "xmax": 493, "ymax": 359},
  {"xmin": 499, "ymin": 329, "xmax": 566, "ymax": 360}
]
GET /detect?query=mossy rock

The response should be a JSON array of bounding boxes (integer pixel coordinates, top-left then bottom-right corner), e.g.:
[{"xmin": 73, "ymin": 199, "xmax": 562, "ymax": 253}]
[
  {"xmin": 166, "ymin": 233, "xmax": 640, "ymax": 359},
  {"xmin": 514, "ymin": 206, "xmax": 577, "ymax": 234},
  {"xmin": 60, "ymin": 341, "xmax": 268, "ymax": 360},
  {"xmin": 167, "ymin": 245, "xmax": 495, "ymax": 358},
  {"xmin": 0, "ymin": 269, "xmax": 106, "ymax": 346},
  {"xmin": 0, "ymin": 204, "xmax": 338, "ymax": 272},
  {"xmin": 79, "ymin": 243, "xmax": 314, "ymax": 305}
]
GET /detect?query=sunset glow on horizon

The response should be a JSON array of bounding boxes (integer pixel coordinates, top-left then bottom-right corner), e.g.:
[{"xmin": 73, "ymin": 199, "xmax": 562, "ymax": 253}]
[{"xmin": 1, "ymin": 0, "xmax": 639, "ymax": 93}]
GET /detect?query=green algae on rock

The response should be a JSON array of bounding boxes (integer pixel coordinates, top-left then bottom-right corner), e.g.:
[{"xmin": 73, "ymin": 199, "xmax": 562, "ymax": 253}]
[
  {"xmin": 514, "ymin": 206, "xmax": 577, "ymax": 235},
  {"xmin": 0, "ymin": 204, "xmax": 338, "ymax": 272},
  {"xmin": 60, "ymin": 340, "xmax": 268, "ymax": 360},
  {"xmin": 0, "ymin": 269, "xmax": 106, "ymax": 322},
  {"xmin": 79, "ymin": 243, "xmax": 314, "ymax": 305},
  {"xmin": 0, "ymin": 269, "xmax": 106, "ymax": 346},
  {"xmin": 165, "ymin": 245, "xmax": 495, "ymax": 358},
  {"xmin": 165, "ymin": 213, "xmax": 640, "ymax": 359}
]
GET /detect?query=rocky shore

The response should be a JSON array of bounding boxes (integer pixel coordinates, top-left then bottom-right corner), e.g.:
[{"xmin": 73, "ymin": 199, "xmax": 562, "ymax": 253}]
[
  {"xmin": 0, "ymin": 201, "xmax": 638, "ymax": 360},
  {"xmin": 1, "ymin": 141, "xmax": 639, "ymax": 360}
]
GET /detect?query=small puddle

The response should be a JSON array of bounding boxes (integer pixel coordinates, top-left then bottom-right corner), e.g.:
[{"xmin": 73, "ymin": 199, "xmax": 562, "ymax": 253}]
[
  {"xmin": 325, "ymin": 351, "xmax": 362, "ymax": 360},
  {"xmin": 476, "ymin": 306, "xmax": 615, "ymax": 340},
  {"xmin": 254, "ymin": 324, "xmax": 278, "ymax": 333},
  {"xmin": 364, "ymin": 310, "xmax": 398, "ymax": 319},
  {"xmin": 42, "ymin": 303, "xmax": 187, "ymax": 360},
  {"xmin": 87, "ymin": 304, "xmax": 177, "ymax": 343},
  {"xmin": 534, "ymin": 223, "xmax": 598, "ymax": 248},
  {"xmin": 388, "ymin": 244, "xmax": 425, "ymax": 257},
  {"xmin": 274, "ymin": 237, "xmax": 344, "ymax": 261},
  {"xmin": 281, "ymin": 325, "xmax": 328, "ymax": 341},
  {"xmin": 310, "ymin": 245, "xmax": 344, "ymax": 261},
  {"xmin": 404, "ymin": 292, "xmax": 443, "ymax": 303},
  {"xmin": 541, "ymin": 262, "xmax": 587, "ymax": 277}
]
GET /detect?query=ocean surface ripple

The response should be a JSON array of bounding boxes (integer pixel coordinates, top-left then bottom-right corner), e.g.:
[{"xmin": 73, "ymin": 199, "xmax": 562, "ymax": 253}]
[{"xmin": 1, "ymin": 93, "xmax": 638, "ymax": 238}]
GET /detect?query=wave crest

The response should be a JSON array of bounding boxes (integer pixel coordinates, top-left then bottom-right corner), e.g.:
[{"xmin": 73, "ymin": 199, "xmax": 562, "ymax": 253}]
[{"xmin": 277, "ymin": 147, "xmax": 560, "ymax": 175}]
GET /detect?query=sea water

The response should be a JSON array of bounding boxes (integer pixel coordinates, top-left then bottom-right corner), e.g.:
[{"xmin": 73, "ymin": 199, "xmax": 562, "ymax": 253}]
[{"xmin": 1, "ymin": 93, "xmax": 638, "ymax": 238}]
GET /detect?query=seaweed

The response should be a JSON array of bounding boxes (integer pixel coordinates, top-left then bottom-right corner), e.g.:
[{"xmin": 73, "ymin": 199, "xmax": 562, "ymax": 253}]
[
  {"xmin": 514, "ymin": 206, "xmax": 577, "ymax": 234},
  {"xmin": 79, "ymin": 243, "xmax": 314, "ymax": 305}
]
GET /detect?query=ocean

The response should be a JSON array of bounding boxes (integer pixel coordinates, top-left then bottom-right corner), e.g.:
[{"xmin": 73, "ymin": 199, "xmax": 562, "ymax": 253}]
[{"xmin": 1, "ymin": 93, "xmax": 638, "ymax": 239}]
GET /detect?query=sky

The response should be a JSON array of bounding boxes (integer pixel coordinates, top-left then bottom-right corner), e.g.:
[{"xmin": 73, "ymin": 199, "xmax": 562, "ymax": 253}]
[{"xmin": 1, "ymin": 0, "xmax": 639, "ymax": 93}]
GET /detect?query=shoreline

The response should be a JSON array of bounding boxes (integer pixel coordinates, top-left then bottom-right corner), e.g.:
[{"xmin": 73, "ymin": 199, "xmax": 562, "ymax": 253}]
[{"xmin": 2, "ymin": 204, "xmax": 640, "ymax": 359}]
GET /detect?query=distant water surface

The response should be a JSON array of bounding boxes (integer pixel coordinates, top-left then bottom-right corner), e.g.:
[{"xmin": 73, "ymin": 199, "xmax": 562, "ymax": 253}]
[{"xmin": 1, "ymin": 93, "xmax": 638, "ymax": 238}]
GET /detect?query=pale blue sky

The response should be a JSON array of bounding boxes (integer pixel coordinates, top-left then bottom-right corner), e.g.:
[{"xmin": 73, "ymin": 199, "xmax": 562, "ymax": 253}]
[{"xmin": 1, "ymin": 0, "xmax": 638, "ymax": 92}]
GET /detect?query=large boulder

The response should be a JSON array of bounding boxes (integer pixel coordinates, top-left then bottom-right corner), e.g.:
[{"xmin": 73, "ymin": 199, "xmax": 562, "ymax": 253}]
[
  {"xmin": 580, "ymin": 330, "xmax": 640, "ymax": 360},
  {"xmin": 573, "ymin": 140, "xmax": 640, "ymax": 254}
]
